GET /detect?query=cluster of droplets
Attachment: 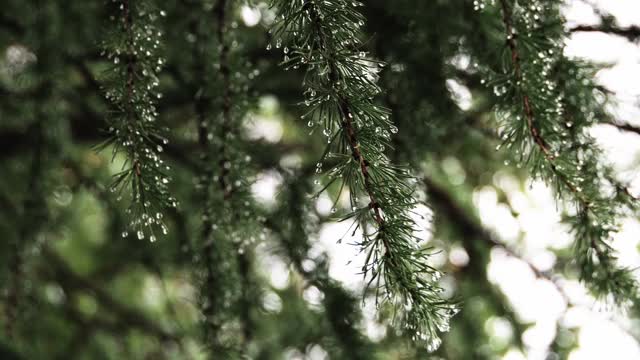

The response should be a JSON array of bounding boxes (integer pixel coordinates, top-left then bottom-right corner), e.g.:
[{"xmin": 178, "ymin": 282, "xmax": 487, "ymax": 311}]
[
  {"xmin": 102, "ymin": 1, "xmax": 175, "ymax": 241},
  {"xmin": 473, "ymin": 0, "xmax": 491, "ymax": 11},
  {"xmin": 402, "ymin": 297, "xmax": 460, "ymax": 352},
  {"xmin": 515, "ymin": 0, "xmax": 546, "ymax": 30}
]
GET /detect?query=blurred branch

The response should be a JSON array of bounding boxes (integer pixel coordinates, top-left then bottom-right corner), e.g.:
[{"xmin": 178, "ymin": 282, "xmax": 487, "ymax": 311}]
[
  {"xmin": 40, "ymin": 246, "xmax": 180, "ymax": 343},
  {"xmin": 570, "ymin": 24, "xmax": 640, "ymax": 42},
  {"xmin": 265, "ymin": 171, "xmax": 372, "ymax": 359},
  {"xmin": 424, "ymin": 176, "xmax": 640, "ymax": 344},
  {"xmin": 604, "ymin": 120, "xmax": 640, "ymax": 136},
  {"xmin": 423, "ymin": 176, "xmax": 567, "ymax": 299}
]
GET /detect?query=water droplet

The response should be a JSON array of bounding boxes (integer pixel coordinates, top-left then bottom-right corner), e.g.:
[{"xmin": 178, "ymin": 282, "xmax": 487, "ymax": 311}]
[{"xmin": 426, "ymin": 337, "xmax": 442, "ymax": 352}]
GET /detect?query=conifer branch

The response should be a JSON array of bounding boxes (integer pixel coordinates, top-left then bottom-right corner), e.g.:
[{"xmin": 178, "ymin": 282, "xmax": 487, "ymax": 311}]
[
  {"xmin": 498, "ymin": 0, "xmax": 585, "ymax": 199},
  {"xmin": 270, "ymin": 0, "xmax": 456, "ymax": 349},
  {"xmin": 192, "ymin": 0, "xmax": 260, "ymax": 354},
  {"xmin": 490, "ymin": 0, "xmax": 638, "ymax": 305},
  {"xmin": 192, "ymin": 4, "xmax": 235, "ymax": 354},
  {"xmin": 100, "ymin": 0, "xmax": 175, "ymax": 241},
  {"xmin": 215, "ymin": 0, "xmax": 233, "ymax": 200}
]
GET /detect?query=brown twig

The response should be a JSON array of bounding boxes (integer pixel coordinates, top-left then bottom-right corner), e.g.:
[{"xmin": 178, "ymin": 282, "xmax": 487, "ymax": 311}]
[{"xmin": 214, "ymin": 0, "xmax": 255, "ymax": 347}]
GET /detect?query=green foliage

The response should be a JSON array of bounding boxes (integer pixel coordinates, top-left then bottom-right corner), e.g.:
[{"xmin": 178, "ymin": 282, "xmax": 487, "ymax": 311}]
[{"xmin": 1, "ymin": 0, "xmax": 639, "ymax": 359}]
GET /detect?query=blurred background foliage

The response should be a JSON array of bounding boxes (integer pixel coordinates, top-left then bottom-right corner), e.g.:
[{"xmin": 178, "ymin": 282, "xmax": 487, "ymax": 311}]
[{"xmin": 1, "ymin": 0, "xmax": 640, "ymax": 359}]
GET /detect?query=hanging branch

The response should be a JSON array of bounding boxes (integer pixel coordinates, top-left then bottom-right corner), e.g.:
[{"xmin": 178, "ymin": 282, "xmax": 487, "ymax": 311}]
[
  {"xmin": 191, "ymin": 1, "xmax": 239, "ymax": 354},
  {"xmin": 269, "ymin": 0, "xmax": 456, "ymax": 349},
  {"xmin": 192, "ymin": 0, "xmax": 261, "ymax": 354},
  {"xmin": 100, "ymin": 0, "xmax": 175, "ymax": 241},
  {"xmin": 481, "ymin": 0, "xmax": 638, "ymax": 304}
]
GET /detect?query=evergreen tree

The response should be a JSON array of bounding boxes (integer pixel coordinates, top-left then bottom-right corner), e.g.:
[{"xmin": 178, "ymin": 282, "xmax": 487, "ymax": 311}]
[{"xmin": 1, "ymin": 0, "xmax": 639, "ymax": 359}]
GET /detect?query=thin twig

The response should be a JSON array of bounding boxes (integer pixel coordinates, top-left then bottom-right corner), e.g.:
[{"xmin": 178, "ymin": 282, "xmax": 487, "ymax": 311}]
[
  {"xmin": 570, "ymin": 24, "xmax": 640, "ymax": 42},
  {"xmin": 605, "ymin": 120, "xmax": 640, "ymax": 137}
]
